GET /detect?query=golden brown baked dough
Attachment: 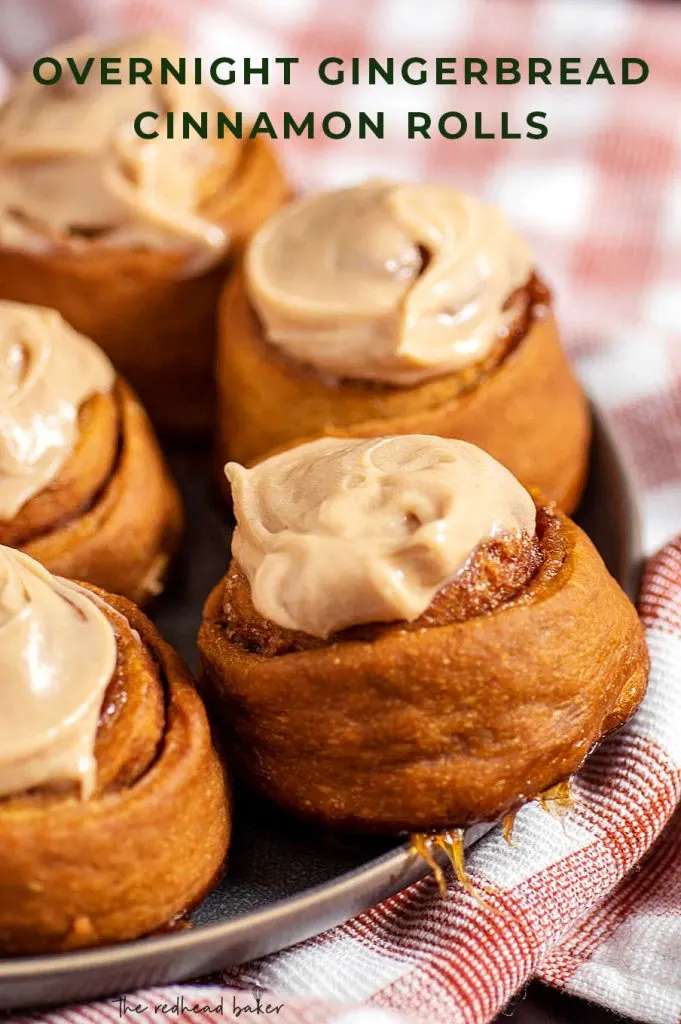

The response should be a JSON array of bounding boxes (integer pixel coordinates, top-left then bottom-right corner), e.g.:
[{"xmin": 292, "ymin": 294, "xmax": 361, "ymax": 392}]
[
  {"xmin": 217, "ymin": 271, "xmax": 590, "ymax": 514},
  {"xmin": 0, "ymin": 586, "xmax": 230, "ymax": 954},
  {"xmin": 0, "ymin": 138, "xmax": 288, "ymax": 436},
  {"xmin": 199, "ymin": 504, "xmax": 648, "ymax": 832},
  {"xmin": 0, "ymin": 380, "xmax": 183, "ymax": 605}
]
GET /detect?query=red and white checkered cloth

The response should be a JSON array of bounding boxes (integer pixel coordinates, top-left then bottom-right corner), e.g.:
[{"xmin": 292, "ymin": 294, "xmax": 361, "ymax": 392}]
[{"xmin": 5, "ymin": 1, "xmax": 681, "ymax": 1021}]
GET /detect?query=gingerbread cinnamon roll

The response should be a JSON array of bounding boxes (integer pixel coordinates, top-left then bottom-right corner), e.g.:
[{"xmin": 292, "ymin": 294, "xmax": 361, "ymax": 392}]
[
  {"xmin": 0, "ymin": 547, "xmax": 229, "ymax": 954},
  {"xmin": 217, "ymin": 182, "xmax": 589, "ymax": 512},
  {"xmin": 0, "ymin": 35, "xmax": 289, "ymax": 435},
  {"xmin": 0, "ymin": 300, "xmax": 182, "ymax": 604},
  {"xmin": 199, "ymin": 435, "xmax": 647, "ymax": 832}
]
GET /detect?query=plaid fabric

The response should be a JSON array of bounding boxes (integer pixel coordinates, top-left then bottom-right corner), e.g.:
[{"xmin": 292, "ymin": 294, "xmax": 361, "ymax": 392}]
[{"xmin": 4, "ymin": 1, "xmax": 681, "ymax": 1021}]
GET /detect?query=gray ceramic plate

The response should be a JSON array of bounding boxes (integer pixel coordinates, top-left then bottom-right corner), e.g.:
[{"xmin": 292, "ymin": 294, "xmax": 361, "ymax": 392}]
[{"xmin": 0, "ymin": 406, "xmax": 642, "ymax": 1012}]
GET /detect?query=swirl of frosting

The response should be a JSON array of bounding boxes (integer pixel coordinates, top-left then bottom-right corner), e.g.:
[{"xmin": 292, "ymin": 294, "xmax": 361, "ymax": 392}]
[
  {"xmin": 227, "ymin": 435, "xmax": 536, "ymax": 638},
  {"xmin": 0, "ymin": 301, "xmax": 114, "ymax": 520},
  {"xmin": 246, "ymin": 181, "xmax": 534, "ymax": 385},
  {"xmin": 0, "ymin": 546, "xmax": 117, "ymax": 799},
  {"xmin": 0, "ymin": 35, "xmax": 234, "ymax": 270}
]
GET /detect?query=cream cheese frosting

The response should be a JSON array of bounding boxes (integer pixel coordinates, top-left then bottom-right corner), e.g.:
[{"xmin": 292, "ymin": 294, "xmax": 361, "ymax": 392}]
[
  {"xmin": 0, "ymin": 301, "xmax": 115, "ymax": 520},
  {"xmin": 0, "ymin": 546, "xmax": 117, "ymax": 799},
  {"xmin": 227, "ymin": 435, "xmax": 536, "ymax": 638},
  {"xmin": 245, "ymin": 181, "xmax": 534, "ymax": 385},
  {"xmin": 0, "ymin": 35, "xmax": 235, "ymax": 270}
]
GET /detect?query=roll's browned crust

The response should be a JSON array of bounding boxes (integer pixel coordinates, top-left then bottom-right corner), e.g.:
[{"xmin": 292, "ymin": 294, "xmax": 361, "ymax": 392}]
[
  {"xmin": 0, "ymin": 587, "xmax": 230, "ymax": 955},
  {"xmin": 216, "ymin": 272, "xmax": 590, "ymax": 514},
  {"xmin": 199, "ymin": 505, "xmax": 648, "ymax": 832},
  {"xmin": 0, "ymin": 138, "xmax": 289, "ymax": 436},
  {"xmin": 0, "ymin": 379, "xmax": 183, "ymax": 605}
]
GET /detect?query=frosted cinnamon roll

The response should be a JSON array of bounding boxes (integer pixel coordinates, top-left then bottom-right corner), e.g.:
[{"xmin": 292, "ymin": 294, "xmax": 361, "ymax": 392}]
[
  {"xmin": 218, "ymin": 182, "xmax": 590, "ymax": 512},
  {"xmin": 200, "ymin": 435, "xmax": 647, "ymax": 831},
  {"xmin": 0, "ymin": 300, "xmax": 182, "ymax": 604},
  {"xmin": 0, "ymin": 547, "xmax": 229, "ymax": 955},
  {"xmin": 0, "ymin": 35, "xmax": 289, "ymax": 435}
]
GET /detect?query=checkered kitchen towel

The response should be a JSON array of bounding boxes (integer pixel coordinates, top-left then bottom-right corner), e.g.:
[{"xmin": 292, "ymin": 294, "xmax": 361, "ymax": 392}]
[{"xmin": 5, "ymin": 0, "xmax": 681, "ymax": 1021}]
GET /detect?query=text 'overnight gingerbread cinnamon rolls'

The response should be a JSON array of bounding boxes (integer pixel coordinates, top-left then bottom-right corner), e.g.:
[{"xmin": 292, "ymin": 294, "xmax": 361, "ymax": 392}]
[
  {"xmin": 0, "ymin": 34, "xmax": 289, "ymax": 435},
  {"xmin": 217, "ymin": 181, "xmax": 590, "ymax": 512},
  {"xmin": 0, "ymin": 300, "xmax": 182, "ymax": 603},
  {"xmin": 0, "ymin": 546, "xmax": 230, "ymax": 955},
  {"xmin": 199, "ymin": 435, "xmax": 648, "ymax": 832}
]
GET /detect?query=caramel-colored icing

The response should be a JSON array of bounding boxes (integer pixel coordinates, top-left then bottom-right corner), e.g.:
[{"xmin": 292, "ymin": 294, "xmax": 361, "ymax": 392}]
[
  {"xmin": 0, "ymin": 546, "xmax": 117, "ymax": 799},
  {"xmin": 0, "ymin": 35, "xmax": 237, "ymax": 271},
  {"xmin": 0, "ymin": 301, "xmax": 114, "ymax": 520},
  {"xmin": 226, "ymin": 435, "xmax": 536, "ymax": 638},
  {"xmin": 246, "ymin": 182, "xmax": 533, "ymax": 385}
]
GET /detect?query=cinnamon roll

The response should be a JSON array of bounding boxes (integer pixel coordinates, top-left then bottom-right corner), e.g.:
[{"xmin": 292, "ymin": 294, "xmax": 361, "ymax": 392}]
[
  {"xmin": 0, "ymin": 547, "xmax": 229, "ymax": 954},
  {"xmin": 0, "ymin": 35, "xmax": 289, "ymax": 435},
  {"xmin": 0, "ymin": 300, "xmax": 182, "ymax": 604},
  {"xmin": 217, "ymin": 182, "xmax": 590, "ymax": 512},
  {"xmin": 199, "ymin": 435, "xmax": 647, "ymax": 831}
]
